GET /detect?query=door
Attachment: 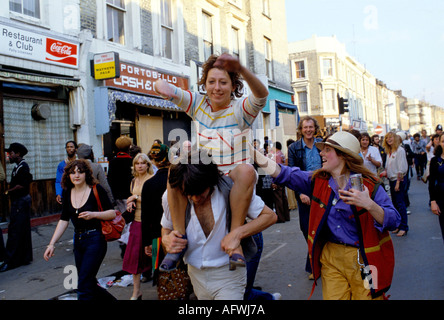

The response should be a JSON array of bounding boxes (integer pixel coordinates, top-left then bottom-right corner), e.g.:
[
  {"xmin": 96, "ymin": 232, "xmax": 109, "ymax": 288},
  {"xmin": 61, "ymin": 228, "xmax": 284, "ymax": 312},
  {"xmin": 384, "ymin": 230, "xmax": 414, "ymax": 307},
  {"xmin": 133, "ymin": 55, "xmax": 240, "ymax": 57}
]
[{"xmin": 136, "ymin": 115, "xmax": 163, "ymax": 154}]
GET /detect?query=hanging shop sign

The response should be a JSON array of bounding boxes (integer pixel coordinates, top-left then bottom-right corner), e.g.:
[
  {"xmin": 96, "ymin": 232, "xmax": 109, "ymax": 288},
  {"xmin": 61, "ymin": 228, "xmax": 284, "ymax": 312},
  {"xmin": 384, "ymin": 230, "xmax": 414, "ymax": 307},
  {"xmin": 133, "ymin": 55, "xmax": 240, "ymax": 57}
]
[
  {"xmin": 92, "ymin": 52, "xmax": 120, "ymax": 80},
  {"xmin": 0, "ymin": 22, "xmax": 79, "ymax": 69},
  {"xmin": 105, "ymin": 61, "xmax": 189, "ymax": 96}
]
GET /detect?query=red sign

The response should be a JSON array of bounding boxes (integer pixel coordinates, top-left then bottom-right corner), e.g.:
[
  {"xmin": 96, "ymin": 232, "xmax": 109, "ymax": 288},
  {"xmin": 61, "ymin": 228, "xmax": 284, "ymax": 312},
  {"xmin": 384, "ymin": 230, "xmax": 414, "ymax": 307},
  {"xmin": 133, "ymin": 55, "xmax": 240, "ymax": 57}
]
[
  {"xmin": 105, "ymin": 61, "xmax": 189, "ymax": 96},
  {"xmin": 375, "ymin": 125, "xmax": 383, "ymax": 135},
  {"xmin": 45, "ymin": 38, "xmax": 78, "ymax": 67}
]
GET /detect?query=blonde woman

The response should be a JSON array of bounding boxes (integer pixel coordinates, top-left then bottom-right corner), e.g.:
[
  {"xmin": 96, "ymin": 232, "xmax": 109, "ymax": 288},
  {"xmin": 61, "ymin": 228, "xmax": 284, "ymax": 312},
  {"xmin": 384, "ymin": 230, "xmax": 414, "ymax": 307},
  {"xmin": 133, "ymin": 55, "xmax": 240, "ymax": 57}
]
[
  {"xmin": 122, "ymin": 153, "xmax": 154, "ymax": 300},
  {"xmin": 382, "ymin": 131, "xmax": 409, "ymax": 237}
]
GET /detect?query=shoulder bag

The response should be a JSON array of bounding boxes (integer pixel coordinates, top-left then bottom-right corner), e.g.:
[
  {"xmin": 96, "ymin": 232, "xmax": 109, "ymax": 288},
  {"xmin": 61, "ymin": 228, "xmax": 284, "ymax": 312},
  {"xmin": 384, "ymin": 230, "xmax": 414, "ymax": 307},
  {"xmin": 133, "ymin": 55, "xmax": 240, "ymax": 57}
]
[{"xmin": 93, "ymin": 185, "xmax": 125, "ymax": 241}]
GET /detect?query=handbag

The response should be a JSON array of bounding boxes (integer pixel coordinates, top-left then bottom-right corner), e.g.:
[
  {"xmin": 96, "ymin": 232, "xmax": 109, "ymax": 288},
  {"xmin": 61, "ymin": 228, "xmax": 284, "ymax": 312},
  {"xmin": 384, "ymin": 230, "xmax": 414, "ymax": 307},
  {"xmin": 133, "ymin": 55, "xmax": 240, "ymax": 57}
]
[
  {"xmin": 157, "ymin": 263, "xmax": 192, "ymax": 300},
  {"xmin": 92, "ymin": 185, "xmax": 125, "ymax": 242}
]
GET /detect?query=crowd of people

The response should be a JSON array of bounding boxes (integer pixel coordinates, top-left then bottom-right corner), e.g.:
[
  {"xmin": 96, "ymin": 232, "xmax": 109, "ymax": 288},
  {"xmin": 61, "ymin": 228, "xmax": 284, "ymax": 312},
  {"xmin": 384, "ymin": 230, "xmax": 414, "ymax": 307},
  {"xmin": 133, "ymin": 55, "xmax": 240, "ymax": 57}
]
[{"xmin": 1, "ymin": 52, "xmax": 444, "ymax": 301}]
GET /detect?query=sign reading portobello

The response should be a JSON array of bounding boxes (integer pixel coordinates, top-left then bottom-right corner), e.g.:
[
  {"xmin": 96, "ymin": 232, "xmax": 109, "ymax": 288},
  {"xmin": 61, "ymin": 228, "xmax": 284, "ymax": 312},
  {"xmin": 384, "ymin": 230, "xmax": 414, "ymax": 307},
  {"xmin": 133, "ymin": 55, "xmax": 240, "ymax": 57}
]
[{"xmin": 105, "ymin": 61, "xmax": 189, "ymax": 96}]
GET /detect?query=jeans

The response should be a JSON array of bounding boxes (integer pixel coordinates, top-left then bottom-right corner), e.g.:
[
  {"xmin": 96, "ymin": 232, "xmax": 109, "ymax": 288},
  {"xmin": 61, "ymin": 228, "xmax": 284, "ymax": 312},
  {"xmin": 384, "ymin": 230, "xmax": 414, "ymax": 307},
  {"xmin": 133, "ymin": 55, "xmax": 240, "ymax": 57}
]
[
  {"xmin": 389, "ymin": 177, "xmax": 408, "ymax": 232},
  {"xmin": 73, "ymin": 229, "xmax": 116, "ymax": 300},
  {"xmin": 244, "ymin": 233, "xmax": 274, "ymax": 300}
]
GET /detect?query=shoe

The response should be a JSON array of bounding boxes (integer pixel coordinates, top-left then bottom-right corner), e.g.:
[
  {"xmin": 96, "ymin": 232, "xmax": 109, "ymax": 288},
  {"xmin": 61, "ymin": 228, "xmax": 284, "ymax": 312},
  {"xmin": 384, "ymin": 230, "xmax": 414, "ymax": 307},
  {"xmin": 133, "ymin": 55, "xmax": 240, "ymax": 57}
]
[
  {"xmin": 229, "ymin": 253, "xmax": 246, "ymax": 271},
  {"xmin": 159, "ymin": 234, "xmax": 187, "ymax": 272},
  {"xmin": 308, "ymin": 273, "xmax": 314, "ymax": 280},
  {"xmin": 396, "ymin": 230, "xmax": 407, "ymax": 237},
  {"xmin": 272, "ymin": 292, "xmax": 282, "ymax": 300},
  {"xmin": 130, "ymin": 294, "xmax": 142, "ymax": 300},
  {"xmin": 0, "ymin": 262, "xmax": 10, "ymax": 272}
]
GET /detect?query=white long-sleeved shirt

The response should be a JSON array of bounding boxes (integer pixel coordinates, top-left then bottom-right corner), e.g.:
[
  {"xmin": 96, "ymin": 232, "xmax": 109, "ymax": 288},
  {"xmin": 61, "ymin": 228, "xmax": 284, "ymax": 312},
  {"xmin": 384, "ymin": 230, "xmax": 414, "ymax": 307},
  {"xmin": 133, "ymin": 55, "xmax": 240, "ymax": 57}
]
[{"xmin": 386, "ymin": 146, "xmax": 408, "ymax": 181}]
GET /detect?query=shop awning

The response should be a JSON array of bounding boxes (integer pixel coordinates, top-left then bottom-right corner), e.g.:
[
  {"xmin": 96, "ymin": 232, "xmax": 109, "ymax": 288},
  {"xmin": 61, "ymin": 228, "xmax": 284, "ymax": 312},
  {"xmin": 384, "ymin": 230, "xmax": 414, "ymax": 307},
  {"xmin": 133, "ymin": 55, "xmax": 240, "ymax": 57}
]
[
  {"xmin": 0, "ymin": 70, "xmax": 80, "ymax": 87},
  {"xmin": 275, "ymin": 100, "xmax": 299, "ymax": 132},
  {"xmin": 95, "ymin": 87, "xmax": 182, "ymax": 135}
]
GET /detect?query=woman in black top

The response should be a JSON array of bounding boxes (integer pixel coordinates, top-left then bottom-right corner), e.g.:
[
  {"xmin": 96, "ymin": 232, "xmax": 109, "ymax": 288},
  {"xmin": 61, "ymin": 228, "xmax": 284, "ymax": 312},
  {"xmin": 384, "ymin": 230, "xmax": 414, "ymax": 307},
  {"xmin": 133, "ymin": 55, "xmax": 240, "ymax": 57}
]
[
  {"xmin": 44, "ymin": 159, "xmax": 116, "ymax": 300},
  {"xmin": 141, "ymin": 143, "xmax": 170, "ymax": 285},
  {"xmin": 429, "ymin": 133, "xmax": 444, "ymax": 242}
]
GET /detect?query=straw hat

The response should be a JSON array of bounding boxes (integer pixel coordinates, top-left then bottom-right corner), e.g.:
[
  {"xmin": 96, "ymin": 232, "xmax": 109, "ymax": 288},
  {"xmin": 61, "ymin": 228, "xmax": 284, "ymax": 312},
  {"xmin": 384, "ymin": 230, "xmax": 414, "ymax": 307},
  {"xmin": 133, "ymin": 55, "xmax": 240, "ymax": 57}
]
[{"xmin": 315, "ymin": 131, "xmax": 362, "ymax": 162}]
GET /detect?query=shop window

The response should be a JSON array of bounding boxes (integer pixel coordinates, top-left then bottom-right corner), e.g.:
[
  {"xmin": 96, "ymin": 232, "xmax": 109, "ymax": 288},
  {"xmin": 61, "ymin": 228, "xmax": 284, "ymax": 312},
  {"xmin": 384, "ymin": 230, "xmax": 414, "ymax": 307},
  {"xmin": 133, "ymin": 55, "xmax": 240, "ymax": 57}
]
[{"xmin": 4, "ymin": 98, "xmax": 73, "ymax": 181}]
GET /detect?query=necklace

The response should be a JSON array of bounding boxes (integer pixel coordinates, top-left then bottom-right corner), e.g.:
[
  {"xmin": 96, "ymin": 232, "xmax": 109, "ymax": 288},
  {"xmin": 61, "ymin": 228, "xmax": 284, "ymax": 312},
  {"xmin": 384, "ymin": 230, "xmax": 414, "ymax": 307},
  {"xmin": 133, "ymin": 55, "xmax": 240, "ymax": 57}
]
[{"xmin": 73, "ymin": 186, "xmax": 89, "ymax": 215}]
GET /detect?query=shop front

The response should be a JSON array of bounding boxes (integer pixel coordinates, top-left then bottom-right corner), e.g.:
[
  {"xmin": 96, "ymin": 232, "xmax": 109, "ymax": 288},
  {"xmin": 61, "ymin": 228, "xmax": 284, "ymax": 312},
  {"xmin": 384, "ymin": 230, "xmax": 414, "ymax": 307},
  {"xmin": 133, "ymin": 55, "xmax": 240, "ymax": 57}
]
[
  {"xmin": 94, "ymin": 60, "xmax": 191, "ymax": 158},
  {"xmin": 0, "ymin": 21, "xmax": 80, "ymax": 218}
]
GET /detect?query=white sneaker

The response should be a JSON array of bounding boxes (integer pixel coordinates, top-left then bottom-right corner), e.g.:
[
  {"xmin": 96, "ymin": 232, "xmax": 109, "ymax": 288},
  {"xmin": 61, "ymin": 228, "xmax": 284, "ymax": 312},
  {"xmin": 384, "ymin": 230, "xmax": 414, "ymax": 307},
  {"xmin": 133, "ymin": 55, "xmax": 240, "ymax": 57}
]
[{"xmin": 272, "ymin": 292, "xmax": 282, "ymax": 300}]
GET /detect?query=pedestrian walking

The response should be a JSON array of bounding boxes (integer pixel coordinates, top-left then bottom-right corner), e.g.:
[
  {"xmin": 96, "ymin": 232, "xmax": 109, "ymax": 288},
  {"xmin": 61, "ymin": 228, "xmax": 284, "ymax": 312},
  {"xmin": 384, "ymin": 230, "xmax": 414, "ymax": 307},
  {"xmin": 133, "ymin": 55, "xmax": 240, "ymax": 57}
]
[
  {"xmin": 252, "ymin": 131, "xmax": 400, "ymax": 300},
  {"xmin": 269, "ymin": 141, "xmax": 290, "ymax": 223},
  {"xmin": 411, "ymin": 133, "xmax": 427, "ymax": 180},
  {"xmin": 0, "ymin": 143, "xmax": 33, "ymax": 272},
  {"xmin": 55, "ymin": 140, "xmax": 77, "ymax": 204},
  {"xmin": 360, "ymin": 132, "xmax": 382, "ymax": 175},
  {"xmin": 122, "ymin": 153, "xmax": 154, "ymax": 300},
  {"xmin": 43, "ymin": 159, "xmax": 116, "ymax": 300},
  {"xmin": 140, "ymin": 143, "xmax": 171, "ymax": 294},
  {"xmin": 371, "ymin": 134, "xmax": 387, "ymax": 168},
  {"xmin": 429, "ymin": 132, "xmax": 444, "ymax": 243},
  {"xmin": 107, "ymin": 136, "xmax": 133, "ymax": 213},
  {"xmin": 383, "ymin": 131, "xmax": 409, "ymax": 237},
  {"xmin": 287, "ymin": 116, "xmax": 322, "ymax": 278},
  {"xmin": 154, "ymin": 52, "xmax": 268, "ymax": 271}
]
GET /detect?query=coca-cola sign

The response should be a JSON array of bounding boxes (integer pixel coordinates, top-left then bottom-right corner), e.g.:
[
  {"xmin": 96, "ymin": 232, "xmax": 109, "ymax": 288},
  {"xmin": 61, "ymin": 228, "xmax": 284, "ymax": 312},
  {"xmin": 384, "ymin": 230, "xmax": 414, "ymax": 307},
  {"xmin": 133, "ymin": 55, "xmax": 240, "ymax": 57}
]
[
  {"xmin": 46, "ymin": 38, "xmax": 78, "ymax": 66},
  {"xmin": 0, "ymin": 23, "xmax": 79, "ymax": 69}
]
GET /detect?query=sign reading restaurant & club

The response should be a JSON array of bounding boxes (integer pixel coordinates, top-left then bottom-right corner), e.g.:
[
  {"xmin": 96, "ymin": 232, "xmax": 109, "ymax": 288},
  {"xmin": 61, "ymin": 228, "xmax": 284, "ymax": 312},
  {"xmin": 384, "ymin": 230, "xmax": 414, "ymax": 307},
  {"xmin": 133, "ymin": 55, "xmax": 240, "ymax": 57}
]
[
  {"xmin": 0, "ymin": 23, "xmax": 79, "ymax": 69},
  {"xmin": 105, "ymin": 61, "xmax": 189, "ymax": 96}
]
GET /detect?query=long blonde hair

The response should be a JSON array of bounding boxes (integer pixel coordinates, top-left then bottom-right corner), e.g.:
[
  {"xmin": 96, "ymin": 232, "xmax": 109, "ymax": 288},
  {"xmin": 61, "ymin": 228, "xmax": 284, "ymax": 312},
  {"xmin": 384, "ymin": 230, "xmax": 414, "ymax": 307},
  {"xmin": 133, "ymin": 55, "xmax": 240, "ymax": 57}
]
[
  {"xmin": 382, "ymin": 131, "xmax": 400, "ymax": 154},
  {"xmin": 132, "ymin": 153, "xmax": 154, "ymax": 177}
]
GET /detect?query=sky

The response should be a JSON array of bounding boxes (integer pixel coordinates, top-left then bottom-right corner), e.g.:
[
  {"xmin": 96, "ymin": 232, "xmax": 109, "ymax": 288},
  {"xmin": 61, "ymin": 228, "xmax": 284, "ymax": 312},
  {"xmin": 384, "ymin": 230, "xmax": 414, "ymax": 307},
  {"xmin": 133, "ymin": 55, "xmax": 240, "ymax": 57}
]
[{"xmin": 285, "ymin": 0, "xmax": 444, "ymax": 107}]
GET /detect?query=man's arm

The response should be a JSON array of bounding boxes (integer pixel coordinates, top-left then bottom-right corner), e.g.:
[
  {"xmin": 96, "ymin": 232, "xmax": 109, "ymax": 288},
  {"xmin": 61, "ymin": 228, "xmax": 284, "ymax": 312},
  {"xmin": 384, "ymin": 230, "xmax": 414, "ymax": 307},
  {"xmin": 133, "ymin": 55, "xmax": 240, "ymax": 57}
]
[{"xmin": 161, "ymin": 228, "xmax": 188, "ymax": 254}]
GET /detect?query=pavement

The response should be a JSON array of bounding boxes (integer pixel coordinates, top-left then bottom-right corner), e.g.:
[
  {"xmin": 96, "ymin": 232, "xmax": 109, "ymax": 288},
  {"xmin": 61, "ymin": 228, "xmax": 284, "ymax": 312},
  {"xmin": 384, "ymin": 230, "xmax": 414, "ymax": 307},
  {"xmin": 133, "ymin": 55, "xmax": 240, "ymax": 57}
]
[{"xmin": 0, "ymin": 175, "xmax": 444, "ymax": 301}]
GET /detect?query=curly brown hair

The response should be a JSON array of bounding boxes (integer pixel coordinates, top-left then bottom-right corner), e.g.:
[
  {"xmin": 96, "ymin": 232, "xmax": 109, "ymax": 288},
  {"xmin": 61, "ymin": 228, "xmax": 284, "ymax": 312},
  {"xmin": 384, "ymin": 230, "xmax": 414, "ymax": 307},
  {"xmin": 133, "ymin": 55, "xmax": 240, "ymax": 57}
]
[
  {"xmin": 198, "ymin": 53, "xmax": 244, "ymax": 98},
  {"xmin": 61, "ymin": 159, "xmax": 98, "ymax": 190}
]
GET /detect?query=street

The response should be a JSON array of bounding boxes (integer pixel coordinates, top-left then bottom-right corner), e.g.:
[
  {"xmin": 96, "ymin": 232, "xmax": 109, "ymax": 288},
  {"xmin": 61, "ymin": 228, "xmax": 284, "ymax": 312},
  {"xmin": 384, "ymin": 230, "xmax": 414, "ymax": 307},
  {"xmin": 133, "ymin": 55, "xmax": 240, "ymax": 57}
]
[{"xmin": 0, "ymin": 176, "xmax": 443, "ymax": 300}]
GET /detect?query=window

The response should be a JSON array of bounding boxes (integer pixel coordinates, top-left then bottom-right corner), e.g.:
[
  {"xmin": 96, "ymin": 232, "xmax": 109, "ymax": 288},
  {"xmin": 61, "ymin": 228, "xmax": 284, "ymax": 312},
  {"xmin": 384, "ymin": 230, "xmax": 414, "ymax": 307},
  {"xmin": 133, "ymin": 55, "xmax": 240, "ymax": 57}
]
[
  {"xmin": 323, "ymin": 58, "xmax": 333, "ymax": 77},
  {"xmin": 295, "ymin": 61, "xmax": 305, "ymax": 79},
  {"xmin": 231, "ymin": 27, "xmax": 240, "ymax": 59},
  {"xmin": 264, "ymin": 37, "xmax": 273, "ymax": 80},
  {"xmin": 9, "ymin": 0, "xmax": 40, "ymax": 18},
  {"xmin": 298, "ymin": 91, "xmax": 308, "ymax": 112},
  {"xmin": 325, "ymin": 89, "xmax": 335, "ymax": 111},
  {"xmin": 160, "ymin": 0, "xmax": 173, "ymax": 59},
  {"xmin": 262, "ymin": 0, "xmax": 270, "ymax": 17},
  {"xmin": 202, "ymin": 12, "xmax": 213, "ymax": 61},
  {"xmin": 107, "ymin": 0, "xmax": 125, "ymax": 45}
]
